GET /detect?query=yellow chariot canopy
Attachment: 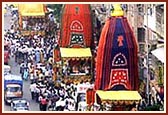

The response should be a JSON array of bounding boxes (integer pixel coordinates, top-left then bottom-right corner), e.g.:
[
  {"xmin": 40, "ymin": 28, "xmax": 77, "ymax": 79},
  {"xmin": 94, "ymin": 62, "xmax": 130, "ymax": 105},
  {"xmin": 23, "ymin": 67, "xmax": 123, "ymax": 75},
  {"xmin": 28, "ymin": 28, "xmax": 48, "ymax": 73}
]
[
  {"xmin": 96, "ymin": 90, "xmax": 142, "ymax": 101},
  {"xmin": 18, "ymin": 4, "xmax": 45, "ymax": 16},
  {"xmin": 111, "ymin": 4, "xmax": 124, "ymax": 16},
  {"xmin": 60, "ymin": 48, "xmax": 92, "ymax": 58}
]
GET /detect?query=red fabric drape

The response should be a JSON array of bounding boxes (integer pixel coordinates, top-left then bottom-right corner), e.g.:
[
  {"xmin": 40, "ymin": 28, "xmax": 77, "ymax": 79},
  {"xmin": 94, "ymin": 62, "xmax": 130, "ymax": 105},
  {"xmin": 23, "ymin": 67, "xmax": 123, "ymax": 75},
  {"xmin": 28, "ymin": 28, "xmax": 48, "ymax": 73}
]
[
  {"xmin": 60, "ymin": 4, "xmax": 92, "ymax": 47},
  {"xmin": 54, "ymin": 49, "xmax": 60, "ymax": 62},
  {"xmin": 102, "ymin": 18, "xmax": 116, "ymax": 90},
  {"xmin": 94, "ymin": 19, "xmax": 110, "ymax": 90},
  {"xmin": 95, "ymin": 17, "xmax": 139, "ymax": 91},
  {"xmin": 86, "ymin": 89, "xmax": 95, "ymax": 105}
]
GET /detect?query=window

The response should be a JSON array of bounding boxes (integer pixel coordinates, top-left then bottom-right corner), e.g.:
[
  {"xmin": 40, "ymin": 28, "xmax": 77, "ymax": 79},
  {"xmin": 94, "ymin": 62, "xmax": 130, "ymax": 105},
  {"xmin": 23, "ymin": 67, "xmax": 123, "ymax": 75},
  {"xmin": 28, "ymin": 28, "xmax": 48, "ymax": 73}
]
[
  {"xmin": 7, "ymin": 87, "xmax": 21, "ymax": 92},
  {"xmin": 137, "ymin": 28, "xmax": 145, "ymax": 42},
  {"xmin": 139, "ymin": 44, "xmax": 145, "ymax": 52}
]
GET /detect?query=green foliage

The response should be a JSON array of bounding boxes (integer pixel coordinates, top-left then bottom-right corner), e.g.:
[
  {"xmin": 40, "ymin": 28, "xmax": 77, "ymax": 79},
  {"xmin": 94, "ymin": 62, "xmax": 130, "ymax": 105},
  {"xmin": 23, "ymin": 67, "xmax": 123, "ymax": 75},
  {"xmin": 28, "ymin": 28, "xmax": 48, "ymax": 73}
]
[
  {"xmin": 144, "ymin": 104, "xmax": 161, "ymax": 111},
  {"xmin": 46, "ymin": 4, "xmax": 63, "ymax": 22},
  {"xmin": 158, "ymin": 66, "xmax": 163, "ymax": 86}
]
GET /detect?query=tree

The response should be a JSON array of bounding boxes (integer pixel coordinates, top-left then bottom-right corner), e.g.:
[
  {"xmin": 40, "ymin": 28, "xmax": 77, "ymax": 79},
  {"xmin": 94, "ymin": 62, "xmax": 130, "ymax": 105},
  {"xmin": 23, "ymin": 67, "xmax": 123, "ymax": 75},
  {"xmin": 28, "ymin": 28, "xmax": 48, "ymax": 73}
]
[
  {"xmin": 144, "ymin": 104, "xmax": 161, "ymax": 111},
  {"xmin": 158, "ymin": 65, "xmax": 163, "ymax": 86},
  {"xmin": 46, "ymin": 4, "xmax": 63, "ymax": 22}
]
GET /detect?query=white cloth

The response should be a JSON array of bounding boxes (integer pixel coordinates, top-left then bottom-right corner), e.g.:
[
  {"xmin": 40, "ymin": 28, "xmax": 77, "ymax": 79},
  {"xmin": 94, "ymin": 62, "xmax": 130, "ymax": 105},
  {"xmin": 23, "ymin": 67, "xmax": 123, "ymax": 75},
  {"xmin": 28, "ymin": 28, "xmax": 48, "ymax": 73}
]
[{"xmin": 30, "ymin": 83, "xmax": 36, "ymax": 92}]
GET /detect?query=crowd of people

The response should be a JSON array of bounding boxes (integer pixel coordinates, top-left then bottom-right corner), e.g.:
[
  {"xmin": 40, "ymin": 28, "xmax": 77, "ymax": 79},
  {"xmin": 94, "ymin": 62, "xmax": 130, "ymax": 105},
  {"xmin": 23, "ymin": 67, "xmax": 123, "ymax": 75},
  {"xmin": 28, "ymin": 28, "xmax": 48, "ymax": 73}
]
[
  {"xmin": 4, "ymin": 5, "xmax": 164, "ymax": 111},
  {"xmin": 4, "ymin": 8, "xmax": 95, "ymax": 111},
  {"xmin": 29, "ymin": 78, "xmax": 94, "ymax": 111},
  {"xmin": 22, "ymin": 17, "xmax": 46, "ymax": 31},
  {"xmin": 62, "ymin": 59, "xmax": 91, "ymax": 76}
]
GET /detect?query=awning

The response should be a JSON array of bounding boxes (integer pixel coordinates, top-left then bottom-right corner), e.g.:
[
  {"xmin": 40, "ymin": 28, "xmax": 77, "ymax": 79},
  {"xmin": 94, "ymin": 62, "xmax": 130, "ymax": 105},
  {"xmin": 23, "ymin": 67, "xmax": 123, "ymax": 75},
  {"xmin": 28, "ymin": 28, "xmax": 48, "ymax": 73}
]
[
  {"xmin": 60, "ymin": 48, "xmax": 92, "ymax": 58},
  {"xmin": 151, "ymin": 46, "xmax": 164, "ymax": 63},
  {"xmin": 18, "ymin": 4, "xmax": 45, "ymax": 16},
  {"xmin": 96, "ymin": 90, "xmax": 142, "ymax": 101}
]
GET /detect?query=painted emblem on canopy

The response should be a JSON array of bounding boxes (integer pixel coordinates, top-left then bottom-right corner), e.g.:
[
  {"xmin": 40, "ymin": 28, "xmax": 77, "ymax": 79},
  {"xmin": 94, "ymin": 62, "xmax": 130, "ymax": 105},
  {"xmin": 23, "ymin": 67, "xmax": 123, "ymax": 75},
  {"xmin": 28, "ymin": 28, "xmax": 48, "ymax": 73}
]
[{"xmin": 112, "ymin": 52, "xmax": 127, "ymax": 66}]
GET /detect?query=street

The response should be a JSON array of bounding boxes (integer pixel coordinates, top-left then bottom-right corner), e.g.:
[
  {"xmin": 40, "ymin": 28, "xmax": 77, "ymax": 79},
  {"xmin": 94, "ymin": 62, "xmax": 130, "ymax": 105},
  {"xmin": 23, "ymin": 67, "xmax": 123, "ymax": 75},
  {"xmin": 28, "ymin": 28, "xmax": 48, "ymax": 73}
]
[
  {"xmin": 3, "ymin": 57, "xmax": 40, "ymax": 111},
  {"xmin": 2, "ymin": 3, "xmax": 165, "ymax": 112},
  {"xmin": 3, "ymin": 9, "xmax": 39, "ymax": 112}
]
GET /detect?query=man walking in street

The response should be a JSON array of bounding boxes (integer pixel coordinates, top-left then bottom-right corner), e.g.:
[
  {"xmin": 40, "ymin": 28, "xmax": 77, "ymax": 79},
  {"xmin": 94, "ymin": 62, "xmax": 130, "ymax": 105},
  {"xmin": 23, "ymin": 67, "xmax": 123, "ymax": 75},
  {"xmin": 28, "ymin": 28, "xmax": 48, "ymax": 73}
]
[
  {"xmin": 40, "ymin": 95, "xmax": 48, "ymax": 111},
  {"xmin": 29, "ymin": 82, "xmax": 37, "ymax": 100}
]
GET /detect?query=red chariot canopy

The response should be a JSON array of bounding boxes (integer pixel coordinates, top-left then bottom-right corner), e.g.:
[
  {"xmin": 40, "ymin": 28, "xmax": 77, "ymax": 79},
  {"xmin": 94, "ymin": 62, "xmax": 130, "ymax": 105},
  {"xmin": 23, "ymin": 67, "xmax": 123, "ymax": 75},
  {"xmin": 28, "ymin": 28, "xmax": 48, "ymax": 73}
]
[
  {"xmin": 95, "ymin": 16, "xmax": 138, "ymax": 91},
  {"xmin": 60, "ymin": 4, "xmax": 92, "ymax": 48}
]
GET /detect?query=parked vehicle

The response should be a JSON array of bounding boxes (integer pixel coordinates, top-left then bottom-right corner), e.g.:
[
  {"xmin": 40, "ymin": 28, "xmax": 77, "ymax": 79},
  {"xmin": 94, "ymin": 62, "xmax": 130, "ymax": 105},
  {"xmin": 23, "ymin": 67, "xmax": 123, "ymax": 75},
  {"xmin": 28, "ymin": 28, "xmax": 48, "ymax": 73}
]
[
  {"xmin": 11, "ymin": 98, "xmax": 29, "ymax": 111},
  {"xmin": 4, "ymin": 74, "xmax": 23, "ymax": 104}
]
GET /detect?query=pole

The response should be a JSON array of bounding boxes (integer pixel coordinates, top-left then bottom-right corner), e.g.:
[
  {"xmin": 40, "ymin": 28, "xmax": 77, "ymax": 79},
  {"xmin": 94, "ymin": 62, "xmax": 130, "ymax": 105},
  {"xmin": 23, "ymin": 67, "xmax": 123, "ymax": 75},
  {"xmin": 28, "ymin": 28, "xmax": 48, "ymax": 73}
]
[{"xmin": 146, "ymin": 4, "xmax": 150, "ymax": 106}]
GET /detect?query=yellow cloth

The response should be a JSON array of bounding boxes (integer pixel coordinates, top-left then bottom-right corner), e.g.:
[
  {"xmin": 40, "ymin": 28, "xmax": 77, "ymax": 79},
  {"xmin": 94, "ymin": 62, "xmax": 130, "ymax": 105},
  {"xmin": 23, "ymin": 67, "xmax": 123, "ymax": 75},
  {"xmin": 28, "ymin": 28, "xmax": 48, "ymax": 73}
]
[
  {"xmin": 60, "ymin": 48, "xmax": 92, "ymax": 58},
  {"xmin": 18, "ymin": 4, "xmax": 45, "ymax": 16},
  {"xmin": 111, "ymin": 4, "xmax": 124, "ymax": 16},
  {"xmin": 96, "ymin": 90, "xmax": 142, "ymax": 101}
]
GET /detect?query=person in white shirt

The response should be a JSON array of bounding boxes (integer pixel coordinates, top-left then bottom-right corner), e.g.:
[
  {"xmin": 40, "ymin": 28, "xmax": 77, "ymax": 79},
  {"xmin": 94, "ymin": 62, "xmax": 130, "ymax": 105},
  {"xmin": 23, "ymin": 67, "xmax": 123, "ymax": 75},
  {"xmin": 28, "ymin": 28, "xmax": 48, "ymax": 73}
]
[
  {"xmin": 22, "ymin": 20, "xmax": 27, "ymax": 30},
  {"xmin": 29, "ymin": 82, "xmax": 37, "ymax": 100}
]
